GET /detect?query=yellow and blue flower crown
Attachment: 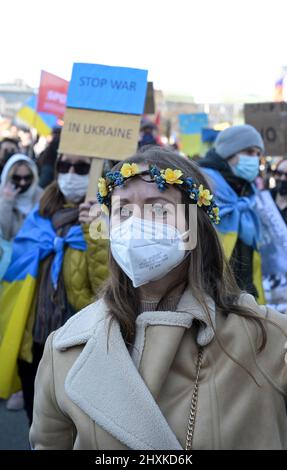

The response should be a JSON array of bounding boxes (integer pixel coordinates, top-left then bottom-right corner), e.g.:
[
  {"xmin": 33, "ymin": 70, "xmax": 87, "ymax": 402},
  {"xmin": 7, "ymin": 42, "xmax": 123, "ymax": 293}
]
[{"xmin": 97, "ymin": 163, "xmax": 220, "ymax": 224}]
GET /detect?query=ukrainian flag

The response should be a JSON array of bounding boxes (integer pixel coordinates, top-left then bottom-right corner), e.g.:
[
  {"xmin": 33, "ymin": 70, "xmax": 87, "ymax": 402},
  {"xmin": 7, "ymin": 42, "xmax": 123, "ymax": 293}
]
[
  {"xmin": 0, "ymin": 205, "xmax": 86, "ymax": 398},
  {"xmin": 179, "ymin": 113, "xmax": 209, "ymax": 156},
  {"xmin": 16, "ymin": 95, "xmax": 58, "ymax": 137},
  {"xmin": 202, "ymin": 168, "xmax": 265, "ymax": 304}
]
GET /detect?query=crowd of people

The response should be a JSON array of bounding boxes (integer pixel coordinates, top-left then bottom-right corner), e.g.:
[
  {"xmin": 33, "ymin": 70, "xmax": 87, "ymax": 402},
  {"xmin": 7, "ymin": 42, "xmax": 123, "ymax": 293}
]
[{"xmin": 0, "ymin": 120, "xmax": 286, "ymax": 450}]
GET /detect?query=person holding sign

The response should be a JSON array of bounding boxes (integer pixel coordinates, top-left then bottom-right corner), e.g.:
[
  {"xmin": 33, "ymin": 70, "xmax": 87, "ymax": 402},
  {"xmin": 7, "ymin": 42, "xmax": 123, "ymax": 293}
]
[
  {"xmin": 30, "ymin": 146, "xmax": 287, "ymax": 450},
  {"xmin": 0, "ymin": 153, "xmax": 109, "ymax": 424},
  {"xmin": 199, "ymin": 125, "xmax": 265, "ymax": 303}
]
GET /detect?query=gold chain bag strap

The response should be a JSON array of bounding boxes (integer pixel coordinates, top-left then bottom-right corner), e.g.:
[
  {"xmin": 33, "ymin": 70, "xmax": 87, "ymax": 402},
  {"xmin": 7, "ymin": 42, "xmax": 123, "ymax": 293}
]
[{"xmin": 185, "ymin": 346, "xmax": 204, "ymax": 450}]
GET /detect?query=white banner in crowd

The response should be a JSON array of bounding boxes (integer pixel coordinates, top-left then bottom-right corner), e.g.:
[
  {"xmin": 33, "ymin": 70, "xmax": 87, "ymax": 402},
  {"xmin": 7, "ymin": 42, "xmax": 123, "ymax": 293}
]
[{"xmin": 256, "ymin": 190, "xmax": 287, "ymax": 276}]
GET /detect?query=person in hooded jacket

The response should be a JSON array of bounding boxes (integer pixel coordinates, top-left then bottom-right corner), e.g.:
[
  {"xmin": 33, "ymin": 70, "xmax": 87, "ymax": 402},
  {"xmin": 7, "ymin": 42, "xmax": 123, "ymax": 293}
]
[
  {"xmin": 0, "ymin": 154, "xmax": 43, "ymax": 411},
  {"xmin": 199, "ymin": 125, "xmax": 265, "ymax": 302},
  {"xmin": 0, "ymin": 153, "xmax": 43, "ymax": 241}
]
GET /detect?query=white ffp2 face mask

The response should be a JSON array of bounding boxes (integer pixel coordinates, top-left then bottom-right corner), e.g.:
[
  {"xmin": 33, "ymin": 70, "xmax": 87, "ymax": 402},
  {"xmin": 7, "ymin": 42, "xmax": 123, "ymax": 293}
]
[
  {"xmin": 57, "ymin": 173, "xmax": 89, "ymax": 203},
  {"xmin": 110, "ymin": 217, "xmax": 189, "ymax": 288}
]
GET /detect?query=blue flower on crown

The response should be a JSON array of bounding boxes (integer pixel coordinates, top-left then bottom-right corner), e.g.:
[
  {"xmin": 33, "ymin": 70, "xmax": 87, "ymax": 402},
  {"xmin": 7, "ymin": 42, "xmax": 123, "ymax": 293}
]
[
  {"xmin": 156, "ymin": 177, "xmax": 167, "ymax": 192},
  {"xmin": 106, "ymin": 171, "xmax": 124, "ymax": 187},
  {"xmin": 97, "ymin": 193, "xmax": 106, "ymax": 205},
  {"xmin": 150, "ymin": 165, "xmax": 161, "ymax": 178},
  {"xmin": 184, "ymin": 177, "xmax": 194, "ymax": 188},
  {"xmin": 149, "ymin": 165, "xmax": 167, "ymax": 192},
  {"xmin": 189, "ymin": 187, "xmax": 199, "ymax": 200}
]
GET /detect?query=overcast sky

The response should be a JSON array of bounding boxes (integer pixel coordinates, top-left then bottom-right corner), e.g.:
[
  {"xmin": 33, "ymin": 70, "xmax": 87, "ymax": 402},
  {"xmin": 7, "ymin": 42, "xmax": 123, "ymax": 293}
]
[{"xmin": 2, "ymin": 0, "xmax": 287, "ymax": 102}]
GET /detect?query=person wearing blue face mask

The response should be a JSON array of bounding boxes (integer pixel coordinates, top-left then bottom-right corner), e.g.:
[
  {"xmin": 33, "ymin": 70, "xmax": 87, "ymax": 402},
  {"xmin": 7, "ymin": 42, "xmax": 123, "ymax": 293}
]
[{"xmin": 199, "ymin": 124, "xmax": 265, "ymax": 302}]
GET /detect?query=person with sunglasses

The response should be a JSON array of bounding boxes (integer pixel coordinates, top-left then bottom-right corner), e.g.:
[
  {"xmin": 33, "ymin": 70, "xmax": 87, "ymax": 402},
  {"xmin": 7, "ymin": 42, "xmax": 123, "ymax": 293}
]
[
  {"xmin": 0, "ymin": 152, "xmax": 109, "ymax": 425},
  {"xmin": 0, "ymin": 153, "xmax": 43, "ymax": 241}
]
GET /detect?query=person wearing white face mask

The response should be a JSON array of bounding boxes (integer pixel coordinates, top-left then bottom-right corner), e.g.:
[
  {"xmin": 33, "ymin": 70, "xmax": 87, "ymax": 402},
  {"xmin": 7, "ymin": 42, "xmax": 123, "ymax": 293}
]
[
  {"xmin": 30, "ymin": 146, "xmax": 287, "ymax": 451},
  {"xmin": 199, "ymin": 125, "xmax": 265, "ymax": 303},
  {"xmin": 0, "ymin": 152, "xmax": 109, "ymax": 425}
]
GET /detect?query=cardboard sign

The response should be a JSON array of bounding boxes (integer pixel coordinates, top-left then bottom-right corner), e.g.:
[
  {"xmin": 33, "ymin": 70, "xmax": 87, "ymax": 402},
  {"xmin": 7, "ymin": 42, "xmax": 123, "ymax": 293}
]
[
  {"xmin": 59, "ymin": 108, "xmax": 140, "ymax": 160},
  {"xmin": 37, "ymin": 71, "xmax": 69, "ymax": 118},
  {"xmin": 244, "ymin": 102, "xmax": 287, "ymax": 155},
  {"xmin": 66, "ymin": 63, "xmax": 148, "ymax": 115},
  {"xmin": 144, "ymin": 82, "xmax": 155, "ymax": 114},
  {"xmin": 179, "ymin": 113, "xmax": 208, "ymax": 134}
]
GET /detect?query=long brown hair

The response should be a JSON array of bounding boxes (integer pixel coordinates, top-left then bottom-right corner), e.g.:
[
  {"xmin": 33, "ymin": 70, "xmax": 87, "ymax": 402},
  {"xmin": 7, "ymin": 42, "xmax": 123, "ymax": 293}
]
[
  {"xmin": 101, "ymin": 146, "xmax": 271, "ymax": 375},
  {"xmin": 39, "ymin": 180, "xmax": 66, "ymax": 218}
]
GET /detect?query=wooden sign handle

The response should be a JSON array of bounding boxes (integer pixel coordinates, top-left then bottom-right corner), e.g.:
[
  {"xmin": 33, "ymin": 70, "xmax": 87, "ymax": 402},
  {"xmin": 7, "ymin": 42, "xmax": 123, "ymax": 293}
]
[{"xmin": 85, "ymin": 158, "xmax": 104, "ymax": 202}]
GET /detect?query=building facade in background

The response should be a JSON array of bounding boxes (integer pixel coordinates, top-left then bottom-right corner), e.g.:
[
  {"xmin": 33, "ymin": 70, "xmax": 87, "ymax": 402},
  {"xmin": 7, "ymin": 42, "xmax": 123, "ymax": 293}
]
[{"xmin": 0, "ymin": 80, "xmax": 35, "ymax": 118}]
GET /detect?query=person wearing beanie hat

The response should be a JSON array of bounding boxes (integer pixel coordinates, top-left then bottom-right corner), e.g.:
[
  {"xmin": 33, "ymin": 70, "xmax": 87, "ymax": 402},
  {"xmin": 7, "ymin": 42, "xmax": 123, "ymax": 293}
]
[
  {"xmin": 215, "ymin": 124, "xmax": 264, "ymax": 160},
  {"xmin": 199, "ymin": 125, "xmax": 265, "ymax": 303}
]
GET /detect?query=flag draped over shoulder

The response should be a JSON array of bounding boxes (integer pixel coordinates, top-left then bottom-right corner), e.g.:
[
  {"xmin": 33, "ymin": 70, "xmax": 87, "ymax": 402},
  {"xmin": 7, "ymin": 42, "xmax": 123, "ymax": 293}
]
[
  {"xmin": 0, "ymin": 205, "xmax": 86, "ymax": 398},
  {"xmin": 201, "ymin": 168, "xmax": 265, "ymax": 303},
  {"xmin": 202, "ymin": 168, "xmax": 261, "ymax": 247}
]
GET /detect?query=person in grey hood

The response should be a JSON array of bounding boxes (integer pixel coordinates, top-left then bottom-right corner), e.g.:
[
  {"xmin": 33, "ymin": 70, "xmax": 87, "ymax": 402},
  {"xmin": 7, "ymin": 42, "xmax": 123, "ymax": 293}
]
[{"xmin": 199, "ymin": 125, "xmax": 265, "ymax": 300}]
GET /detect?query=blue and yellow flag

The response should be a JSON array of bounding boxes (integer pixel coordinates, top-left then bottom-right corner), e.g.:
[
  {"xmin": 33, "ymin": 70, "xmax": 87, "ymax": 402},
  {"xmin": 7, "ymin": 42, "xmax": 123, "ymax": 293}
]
[
  {"xmin": 16, "ymin": 95, "xmax": 58, "ymax": 137},
  {"xmin": 0, "ymin": 206, "xmax": 86, "ymax": 398},
  {"xmin": 179, "ymin": 113, "xmax": 208, "ymax": 156}
]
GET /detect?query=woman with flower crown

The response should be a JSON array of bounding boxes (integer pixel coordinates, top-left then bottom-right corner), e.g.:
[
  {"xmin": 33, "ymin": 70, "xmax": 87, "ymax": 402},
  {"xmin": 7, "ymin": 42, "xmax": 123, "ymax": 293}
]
[{"xmin": 30, "ymin": 146, "xmax": 287, "ymax": 450}]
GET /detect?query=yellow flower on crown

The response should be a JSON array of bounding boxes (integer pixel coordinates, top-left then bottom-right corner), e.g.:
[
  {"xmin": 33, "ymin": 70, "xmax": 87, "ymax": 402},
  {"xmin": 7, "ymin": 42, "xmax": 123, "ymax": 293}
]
[
  {"xmin": 161, "ymin": 168, "xmax": 183, "ymax": 185},
  {"xmin": 120, "ymin": 163, "xmax": 140, "ymax": 178},
  {"xmin": 213, "ymin": 206, "xmax": 219, "ymax": 216},
  {"xmin": 98, "ymin": 177, "xmax": 108, "ymax": 197},
  {"xmin": 101, "ymin": 203, "xmax": 109, "ymax": 215},
  {"xmin": 197, "ymin": 184, "xmax": 213, "ymax": 207}
]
